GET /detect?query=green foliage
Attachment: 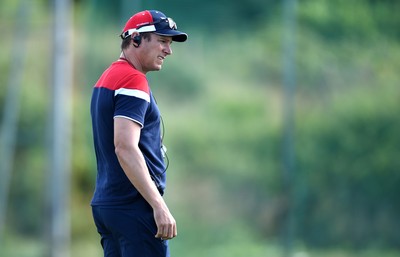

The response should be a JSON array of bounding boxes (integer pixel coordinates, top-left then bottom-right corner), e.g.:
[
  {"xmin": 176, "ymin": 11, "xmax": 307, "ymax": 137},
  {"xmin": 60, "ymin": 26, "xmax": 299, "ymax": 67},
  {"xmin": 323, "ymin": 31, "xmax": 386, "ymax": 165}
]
[
  {"xmin": 295, "ymin": 89, "xmax": 400, "ymax": 248},
  {"xmin": 298, "ymin": 0, "xmax": 400, "ymax": 41},
  {"xmin": 1, "ymin": 0, "xmax": 400, "ymax": 256}
]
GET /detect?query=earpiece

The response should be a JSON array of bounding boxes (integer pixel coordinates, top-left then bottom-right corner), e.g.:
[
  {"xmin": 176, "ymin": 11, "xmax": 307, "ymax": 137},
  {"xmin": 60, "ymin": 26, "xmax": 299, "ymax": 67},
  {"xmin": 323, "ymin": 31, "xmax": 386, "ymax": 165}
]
[{"xmin": 132, "ymin": 35, "xmax": 142, "ymax": 47}]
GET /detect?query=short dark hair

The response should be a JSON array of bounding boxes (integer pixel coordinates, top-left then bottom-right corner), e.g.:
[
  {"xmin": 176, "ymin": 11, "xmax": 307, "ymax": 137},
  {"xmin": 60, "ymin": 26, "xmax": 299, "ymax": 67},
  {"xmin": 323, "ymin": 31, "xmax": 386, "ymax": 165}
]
[{"xmin": 121, "ymin": 33, "xmax": 152, "ymax": 50}]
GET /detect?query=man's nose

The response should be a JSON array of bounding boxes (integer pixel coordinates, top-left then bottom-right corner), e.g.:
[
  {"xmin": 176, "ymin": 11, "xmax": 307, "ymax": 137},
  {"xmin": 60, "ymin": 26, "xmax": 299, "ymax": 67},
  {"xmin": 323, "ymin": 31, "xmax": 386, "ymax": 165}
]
[{"xmin": 164, "ymin": 44, "xmax": 172, "ymax": 55}]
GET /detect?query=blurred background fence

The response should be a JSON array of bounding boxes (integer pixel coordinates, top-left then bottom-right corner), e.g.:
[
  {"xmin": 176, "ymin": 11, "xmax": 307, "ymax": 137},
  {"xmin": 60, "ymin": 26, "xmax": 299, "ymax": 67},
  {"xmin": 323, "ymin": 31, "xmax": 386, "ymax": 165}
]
[{"xmin": 0, "ymin": 0, "xmax": 399, "ymax": 256}]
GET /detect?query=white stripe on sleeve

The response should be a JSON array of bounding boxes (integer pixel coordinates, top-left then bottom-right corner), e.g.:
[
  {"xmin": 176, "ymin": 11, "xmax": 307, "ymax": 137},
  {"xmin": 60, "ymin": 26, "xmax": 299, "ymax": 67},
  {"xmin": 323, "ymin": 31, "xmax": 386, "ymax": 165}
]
[{"xmin": 114, "ymin": 88, "xmax": 150, "ymax": 102}]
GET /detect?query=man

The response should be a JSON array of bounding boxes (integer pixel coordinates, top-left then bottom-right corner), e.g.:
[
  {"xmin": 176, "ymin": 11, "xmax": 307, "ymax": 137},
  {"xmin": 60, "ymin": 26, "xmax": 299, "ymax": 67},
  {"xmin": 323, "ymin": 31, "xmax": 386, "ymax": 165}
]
[{"xmin": 90, "ymin": 10, "xmax": 187, "ymax": 257}]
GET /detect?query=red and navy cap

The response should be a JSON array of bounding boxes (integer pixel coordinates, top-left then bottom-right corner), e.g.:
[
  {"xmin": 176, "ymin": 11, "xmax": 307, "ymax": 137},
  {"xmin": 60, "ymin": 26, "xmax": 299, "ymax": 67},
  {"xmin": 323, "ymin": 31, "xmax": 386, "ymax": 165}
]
[{"xmin": 120, "ymin": 10, "xmax": 188, "ymax": 42}]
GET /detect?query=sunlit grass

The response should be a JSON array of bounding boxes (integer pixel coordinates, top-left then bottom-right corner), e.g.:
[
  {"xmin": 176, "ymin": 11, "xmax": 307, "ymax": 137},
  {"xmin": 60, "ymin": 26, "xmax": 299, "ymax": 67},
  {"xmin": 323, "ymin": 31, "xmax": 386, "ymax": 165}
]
[
  {"xmin": 2, "ymin": 235, "xmax": 45, "ymax": 257},
  {"xmin": 2, "ymin": 235, "xmax": 400, "ymax": 257}
]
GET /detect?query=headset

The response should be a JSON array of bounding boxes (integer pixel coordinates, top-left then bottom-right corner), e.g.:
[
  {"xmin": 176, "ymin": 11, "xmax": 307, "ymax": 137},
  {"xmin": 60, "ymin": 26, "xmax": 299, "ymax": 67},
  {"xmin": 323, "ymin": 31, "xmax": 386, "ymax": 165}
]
[{"xmin": 132, "ymin": 35, "xmax": 142, "ymax": 47}]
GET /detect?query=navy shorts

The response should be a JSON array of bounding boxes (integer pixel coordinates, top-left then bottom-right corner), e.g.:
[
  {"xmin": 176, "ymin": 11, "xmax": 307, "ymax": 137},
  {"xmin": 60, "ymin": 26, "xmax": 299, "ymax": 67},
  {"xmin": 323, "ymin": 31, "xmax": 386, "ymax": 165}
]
[{"xmin": 92, "ymin": 197, "xmax": 169, "ymax": 257}]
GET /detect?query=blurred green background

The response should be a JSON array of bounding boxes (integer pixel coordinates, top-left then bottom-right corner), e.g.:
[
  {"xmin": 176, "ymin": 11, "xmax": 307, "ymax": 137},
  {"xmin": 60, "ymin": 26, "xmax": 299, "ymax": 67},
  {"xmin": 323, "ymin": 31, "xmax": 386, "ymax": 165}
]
[{"xmin": 1, "ymin": 0, "xmax": 400, "ymax": 256}]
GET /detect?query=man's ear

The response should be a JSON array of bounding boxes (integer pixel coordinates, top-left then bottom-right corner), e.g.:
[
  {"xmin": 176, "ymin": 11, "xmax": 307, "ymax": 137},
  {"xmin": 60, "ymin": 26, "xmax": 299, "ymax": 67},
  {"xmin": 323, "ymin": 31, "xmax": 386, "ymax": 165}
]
[{"xmin": 131, "ymin": 32, "xmax": 141, "ymax": 47}]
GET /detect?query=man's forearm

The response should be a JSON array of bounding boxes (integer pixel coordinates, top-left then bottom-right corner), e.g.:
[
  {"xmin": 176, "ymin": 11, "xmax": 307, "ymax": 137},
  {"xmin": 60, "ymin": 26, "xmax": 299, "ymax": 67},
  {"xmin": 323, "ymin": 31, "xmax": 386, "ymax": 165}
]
[{"xmin": 115, "ymin": 145, "xmax": 166, "ymax": 209}]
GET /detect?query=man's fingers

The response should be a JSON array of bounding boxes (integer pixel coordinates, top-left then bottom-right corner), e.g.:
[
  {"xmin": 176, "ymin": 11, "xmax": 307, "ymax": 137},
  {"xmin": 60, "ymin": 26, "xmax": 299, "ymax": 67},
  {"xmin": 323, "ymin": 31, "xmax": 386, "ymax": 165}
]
[
  {"xmin": 155, "ymin": 225, "xmax": 166, "ymax": 238},
  {"xmin": 155, "ymin": 230, "xmax": 161, "ymax": 238},
  {"xmin": 170, "ymin": 224, "xmax": 177, "ymax": 238},
  {"xmin": 155, "ymin": 223, "xmax": 177, "ymax": 239}
]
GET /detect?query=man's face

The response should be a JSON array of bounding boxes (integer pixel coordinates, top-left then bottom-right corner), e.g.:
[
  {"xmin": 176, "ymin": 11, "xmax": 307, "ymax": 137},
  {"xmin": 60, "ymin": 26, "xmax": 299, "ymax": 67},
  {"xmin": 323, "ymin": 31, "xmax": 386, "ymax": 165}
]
[{"xmin": 138, "ymin": 34, "xmax": 173, "ymax": 73}]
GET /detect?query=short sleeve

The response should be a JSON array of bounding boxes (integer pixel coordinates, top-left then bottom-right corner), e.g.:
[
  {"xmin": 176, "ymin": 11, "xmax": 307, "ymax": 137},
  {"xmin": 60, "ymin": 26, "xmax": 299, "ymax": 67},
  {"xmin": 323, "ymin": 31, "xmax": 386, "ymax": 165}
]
[{"xmin": 113, "ymin": 73, "xmax": 150, "ymax": 127}]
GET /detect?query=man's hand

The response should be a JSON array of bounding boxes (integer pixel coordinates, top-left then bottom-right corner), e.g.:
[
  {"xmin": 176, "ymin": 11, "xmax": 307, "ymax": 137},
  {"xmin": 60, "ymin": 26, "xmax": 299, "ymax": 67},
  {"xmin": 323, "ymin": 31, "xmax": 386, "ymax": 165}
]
[{"xmin": 154, "ymin": 207, "xmax": 177, "ymax": 240}]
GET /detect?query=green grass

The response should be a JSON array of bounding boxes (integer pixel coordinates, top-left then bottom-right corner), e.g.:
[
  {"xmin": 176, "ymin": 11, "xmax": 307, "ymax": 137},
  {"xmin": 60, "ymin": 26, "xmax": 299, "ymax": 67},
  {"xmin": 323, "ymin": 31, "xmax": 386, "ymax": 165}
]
[{"xmin": 2, "ymin": 235, "xmax": 400, "ymax": 257}]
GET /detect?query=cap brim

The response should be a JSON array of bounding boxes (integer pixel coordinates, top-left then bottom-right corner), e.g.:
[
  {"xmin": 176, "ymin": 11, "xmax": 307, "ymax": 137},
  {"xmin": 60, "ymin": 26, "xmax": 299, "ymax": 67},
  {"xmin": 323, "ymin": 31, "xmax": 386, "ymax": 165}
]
[{"xmin": 154, "ymin": 29, "xmax": 188, "ymax": 42}]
